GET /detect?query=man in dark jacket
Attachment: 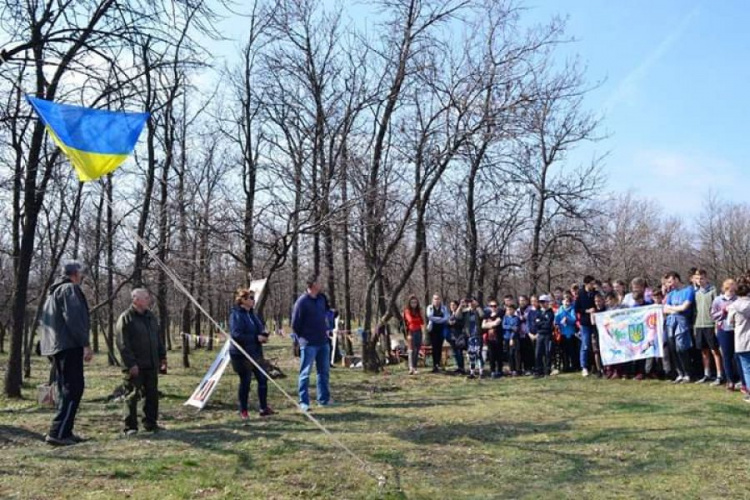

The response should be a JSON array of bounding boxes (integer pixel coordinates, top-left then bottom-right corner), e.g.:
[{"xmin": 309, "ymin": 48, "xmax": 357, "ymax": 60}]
[
  {"xmin": 534, "ymin": 295, "xmax": 556, "ymax": 377},
  {"xmin": 291, "ymin": 275, "xmax": 332, "ymax": 412},
  {"xmin": 116, "ymin": 288, "xmax": 166, "ymax": 434},
  {"xmin": 40, "ymin": 261, "xmax": 92, "ymax": 446},
  {"xmin": 575, "ymin": 275, "xmax": 598, "ymax": 377}
]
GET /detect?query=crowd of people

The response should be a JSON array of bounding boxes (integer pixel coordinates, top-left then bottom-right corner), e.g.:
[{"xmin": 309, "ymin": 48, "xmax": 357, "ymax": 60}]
[
  {"xmin": 400, "ymin": 269, "xmax": 750, "ymax": 405},
  {"xmin": 36, "ymin": 261, "xmax": 750, "ymax": 447}
]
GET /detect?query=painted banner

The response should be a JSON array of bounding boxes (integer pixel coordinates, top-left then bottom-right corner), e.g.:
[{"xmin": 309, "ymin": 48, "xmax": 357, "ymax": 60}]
[
  {"xmin": 185, "ymin": 278, "xmax": 267, "ymax": 409},
  {"xmin": 593, "ymin": 305, "xmax": 664, "ymax": 366}
]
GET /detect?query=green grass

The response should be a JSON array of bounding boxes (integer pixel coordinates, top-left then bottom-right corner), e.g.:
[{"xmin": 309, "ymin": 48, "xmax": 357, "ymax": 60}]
[{"xmin": 2, "ymin": 338, "xmax": 750, "ymax": 499}]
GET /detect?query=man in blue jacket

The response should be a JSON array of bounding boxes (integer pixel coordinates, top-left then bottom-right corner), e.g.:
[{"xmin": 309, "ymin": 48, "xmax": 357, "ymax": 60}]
[
  {"xmin": 39, "ymin": 261, "xmax": 92, "ymax": 446},
  {"xmin": 291, "ymin": 275, "xmax": 332, "ymax": 412}
]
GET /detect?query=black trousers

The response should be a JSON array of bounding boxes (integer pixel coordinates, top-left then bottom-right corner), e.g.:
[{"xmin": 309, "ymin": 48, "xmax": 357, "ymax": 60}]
[
  {"xmin": 431, "ymin": 329, "xmax": 445, "ymax": 368},
  {"xmin": 49, "ymin": 347, "xmax": 85, "ymax": 439},
  {"xmin": 535, "ymin": 334, "xmax": 552, "ymax": 375},
  {"xmin": 231, "ymin": 355, "xmax": 268, "ymax": 411},
  {"xmin": 562, "ymin": 337, "xmax": 578, "ymax": 371},
  {"xmin": 123, "ymin": 367, "xmax": 159, "ymax": 431},
  {"xmin": 520, "ymin": 336, "xmax": 535, "ymax": 372},
  {"xmin": 487, "ymin": 339, "xmax": 502, "ymax": 373}
]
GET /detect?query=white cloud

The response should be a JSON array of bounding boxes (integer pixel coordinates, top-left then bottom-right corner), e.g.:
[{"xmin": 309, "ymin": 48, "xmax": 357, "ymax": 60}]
[{"xmin": 603, "ymin": 5, "xmax": 700, "ymax": 112}]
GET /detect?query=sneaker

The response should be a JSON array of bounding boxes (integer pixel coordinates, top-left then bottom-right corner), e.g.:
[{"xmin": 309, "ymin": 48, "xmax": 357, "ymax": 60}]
[
  {"xmin": 69, "ymin": 433, "xmax": 89, "ymax": 443},
  {"xmin": 467, "ymin": 373, "xmax": 476, "ymax": 380},
  {"xmin": 710, "ymin": 378, "xmax": 724, "ymax": 387},
  {"xmin": 634, "ymin": 374, "xmax": 644, "ymax": 381},
  {"xmin": 45, "ymin": 434, "xmax": 76, "ymax": 446},
  {"xmin": 582, "ymin": 369, "xmax": 590, "ymax": 377},
  {"xmin": 259, "ymin": 407, "xmax": 275, "ymax": 417},
  {"xmin": 550, "ymin": 369, "xmax": 560, "ymax": 376},
  {"xmin": 122, "ymin": 428, "xmax": 138, "ymax": 437},
  {"xmin": 672, "ymin": 376, "xmax": 683, "ymax": 384},
  {"xmin": 409, "ymin": 370, "xmax": 416, "ymax": 376},
  {"xmin": 744, "ymin": 395, "xmax": 750, "ymax": 404},
  {"xmin": 741, "ymin": 385, "xmax": 748, "ymax": 395},
  {"xmin": 240, "ymin": 410, "xmax": 250, "ymax": 421},
  {"xmin": 299, "ymin": 403, "xmax": 311, "ymax": 412},
  {"xmin": 318, "ymin": 400, "xmax": 335, "ymax": 407},
  {"xmin": 523, "ymin": 371, "xmax": 533, "ymax": 377},
  {"xmin": 695, "ymin": 376, "xmax": 710, "ymax": 384}
]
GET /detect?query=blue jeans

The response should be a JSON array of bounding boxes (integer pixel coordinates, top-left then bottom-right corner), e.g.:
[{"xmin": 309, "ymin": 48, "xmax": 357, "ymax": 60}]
[
  {"xmin": 716, "ymin": 330, "xmax": 738, "ymax": 383},
  {"xmin": 737, "ymin": 352, "xmax": 750, "ymax": 389},
  {"xmin": 298, "ymin": 343, "xmax": 331, "ymax": 406},
  {"xmin": 580, "ymin": 325, "xmax": 593, "ymax": 369}
]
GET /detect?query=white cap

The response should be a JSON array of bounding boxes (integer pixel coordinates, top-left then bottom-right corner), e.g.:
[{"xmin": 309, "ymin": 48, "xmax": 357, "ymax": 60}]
[{"xmin": 539, "ymin": 294, "xmax": 552, "ymax": 302}]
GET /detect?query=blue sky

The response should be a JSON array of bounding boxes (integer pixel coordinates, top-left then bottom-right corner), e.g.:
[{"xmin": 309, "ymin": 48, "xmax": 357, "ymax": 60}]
[
  {"xmin": 524, "ymin": 0, "xmax": 749, "ymax": 217},
  {"xmin": 210, "ymin": 0, "xmax": 749, "ymax": 219}
]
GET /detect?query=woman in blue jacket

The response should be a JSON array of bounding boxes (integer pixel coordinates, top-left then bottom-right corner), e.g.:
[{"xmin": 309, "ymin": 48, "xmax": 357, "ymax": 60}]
[{"xmin": 229, "ymin": 287, "xmax": 273, "ymax": 420}]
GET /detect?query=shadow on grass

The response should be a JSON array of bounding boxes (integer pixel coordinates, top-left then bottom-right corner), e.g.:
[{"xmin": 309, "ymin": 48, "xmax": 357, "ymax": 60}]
[
  {"xmin": 365, "ymin": 397, "xmax": 465, "ymax": 409},
  {"xmin": 0, "ymin": 424, "xmax": 45, "ymax": 445},
  {"xmin": 605, "ymin": 400, "xmax": 672, "ymax": 414},
  {"xmin": 392, "ymin": 420, "xmax": 571, "ymax": 445}
]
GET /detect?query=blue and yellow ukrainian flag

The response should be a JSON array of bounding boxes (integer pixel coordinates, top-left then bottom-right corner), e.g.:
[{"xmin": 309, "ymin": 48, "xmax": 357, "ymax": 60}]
[{"xmin": 27, "ymin": 96, "xmax": 149, "ymax": 182}]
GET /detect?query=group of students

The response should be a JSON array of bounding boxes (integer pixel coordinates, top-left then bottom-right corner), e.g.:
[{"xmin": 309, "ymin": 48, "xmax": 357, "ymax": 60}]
[{"xmin": 401, "ymin": 269, "xmax": 750, "ymax": 403}]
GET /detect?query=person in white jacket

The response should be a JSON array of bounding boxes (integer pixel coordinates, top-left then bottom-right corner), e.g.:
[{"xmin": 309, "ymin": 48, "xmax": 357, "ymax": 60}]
[{"xmin": 726, "ymin": 278, "xmax": 750, "ymax": 403}]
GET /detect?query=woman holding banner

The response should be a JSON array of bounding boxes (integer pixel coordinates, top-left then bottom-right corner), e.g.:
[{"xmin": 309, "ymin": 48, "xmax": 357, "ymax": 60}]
[{"xmin": 229, "ymin": 287, "xmax": 274, "ymax": 420}]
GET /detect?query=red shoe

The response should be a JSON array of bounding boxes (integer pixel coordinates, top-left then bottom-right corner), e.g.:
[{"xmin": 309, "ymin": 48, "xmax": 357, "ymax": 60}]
[
  {"xmin": 742, "ymin": 386, "xmax": 749, "ymax": 395},
  {"xmin": 634, "ymin": 373, "xmax": 644, "ymax": 381},
  {"xmin": 259, "ymin": 407, "xmax": 275, "ymax": 417},
  {"xmin": 240, "ymin": 410, "xmax": 250, "ymax": 421}
]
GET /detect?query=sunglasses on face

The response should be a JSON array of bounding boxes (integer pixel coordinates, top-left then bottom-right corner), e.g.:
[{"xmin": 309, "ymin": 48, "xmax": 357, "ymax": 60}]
[{"xmin": 489, "ymin": 304, "xmax": 498, "ymax": 308}]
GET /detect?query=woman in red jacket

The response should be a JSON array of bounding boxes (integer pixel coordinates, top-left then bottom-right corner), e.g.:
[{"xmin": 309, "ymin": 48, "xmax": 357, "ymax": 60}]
[{"xmin": 403, "ymin": 295, "xmax": 425, "ymax": 375}]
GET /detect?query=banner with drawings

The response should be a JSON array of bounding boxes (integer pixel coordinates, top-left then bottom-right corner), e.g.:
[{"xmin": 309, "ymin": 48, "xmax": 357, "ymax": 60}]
[{"xmin": 594, "ymin": 305, "xmax": 664, "ymax": 366}]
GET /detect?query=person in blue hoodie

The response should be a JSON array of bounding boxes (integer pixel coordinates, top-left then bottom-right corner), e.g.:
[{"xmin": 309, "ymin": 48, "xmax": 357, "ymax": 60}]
[
  {"xmin": 291, "ymin": 275, "xmax": 332, "ymax": 411},
  {"xmin": 229, "ymin": 287, "xmax": 273, "ymax": 420},
  {"xmin": 503, "ymin": 304, "xmax": 521, "ymax": 375},
  {"xmin": 555, "ymin": 296, "xmax": 578, "ymax": 372}
]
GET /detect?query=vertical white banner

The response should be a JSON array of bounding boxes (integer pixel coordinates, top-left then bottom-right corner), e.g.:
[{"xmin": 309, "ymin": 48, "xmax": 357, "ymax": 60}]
[{"xmin": 185, "ymin": 341, "xmax": 231, "ymax": 409}]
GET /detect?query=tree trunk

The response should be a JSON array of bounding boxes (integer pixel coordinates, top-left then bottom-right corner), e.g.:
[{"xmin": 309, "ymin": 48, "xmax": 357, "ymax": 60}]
[
  {"xmin": 105, "ymin": 175, "xmax": 119, "ymax": 366},
  {"xmin": 340, "ymin": 147, "xmax": 353, "ymax": 354}
]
